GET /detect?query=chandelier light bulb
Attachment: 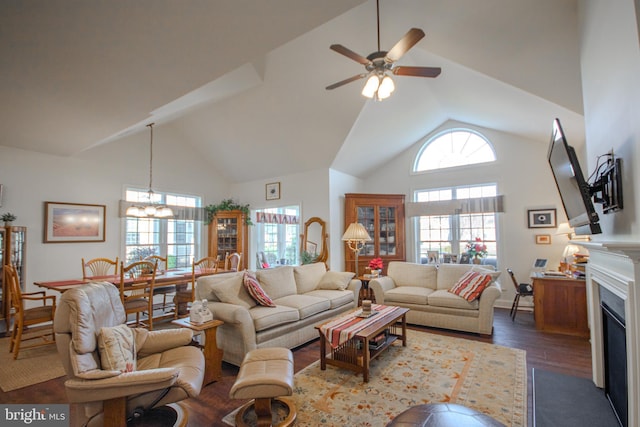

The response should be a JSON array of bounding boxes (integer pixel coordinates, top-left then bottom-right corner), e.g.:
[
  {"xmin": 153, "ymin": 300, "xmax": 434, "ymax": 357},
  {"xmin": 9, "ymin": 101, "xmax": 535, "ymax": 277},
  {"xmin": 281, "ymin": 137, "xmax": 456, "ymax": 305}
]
[
  {"xmin": 362, "ymin": 74, "xmax": 380, "ymax": 98},
  {"xmin": 376, "ymin": 75, "xmax": 395, "ymax": 100}
]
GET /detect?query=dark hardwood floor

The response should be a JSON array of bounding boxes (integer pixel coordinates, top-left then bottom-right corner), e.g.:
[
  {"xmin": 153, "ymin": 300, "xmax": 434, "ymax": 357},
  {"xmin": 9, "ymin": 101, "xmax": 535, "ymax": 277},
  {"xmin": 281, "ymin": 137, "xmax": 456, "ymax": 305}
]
[{"xmin": 0, "ymin": 308, "xmax": 592, "ymax": 426}]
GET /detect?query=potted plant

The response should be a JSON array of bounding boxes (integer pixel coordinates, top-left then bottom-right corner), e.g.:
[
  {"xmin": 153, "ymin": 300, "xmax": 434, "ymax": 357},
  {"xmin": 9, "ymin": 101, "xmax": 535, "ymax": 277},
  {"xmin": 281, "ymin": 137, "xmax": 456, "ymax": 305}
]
[
  {"xmin": 1, "ymin": 212, "xmax": 17, "ymax": 226},
  {"xmin": 204, "ymin": 199, "xmax": 253, "ymax": 225},
  {"xmin": 465, "ymin": 237, "xmax": 488, "ymax": 264}
]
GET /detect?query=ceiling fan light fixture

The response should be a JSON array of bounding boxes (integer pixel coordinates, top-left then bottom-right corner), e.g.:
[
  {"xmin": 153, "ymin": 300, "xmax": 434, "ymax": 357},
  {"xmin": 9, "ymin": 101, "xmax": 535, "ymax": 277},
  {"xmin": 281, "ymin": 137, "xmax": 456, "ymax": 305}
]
[
  {"xmin": 377, "ymin": 74, "xmax": 395, "ymax": 100},
  {"xmin": 362, "ymin": 74, "xmax": 380, "ymax": 98}
]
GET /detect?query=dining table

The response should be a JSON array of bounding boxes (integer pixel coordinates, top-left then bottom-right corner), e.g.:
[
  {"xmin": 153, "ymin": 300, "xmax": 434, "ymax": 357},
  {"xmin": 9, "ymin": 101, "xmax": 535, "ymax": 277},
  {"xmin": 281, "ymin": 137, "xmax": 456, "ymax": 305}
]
[{"xmin": 34, "ymin": 267, "xmax": 224, "ymax": 318}]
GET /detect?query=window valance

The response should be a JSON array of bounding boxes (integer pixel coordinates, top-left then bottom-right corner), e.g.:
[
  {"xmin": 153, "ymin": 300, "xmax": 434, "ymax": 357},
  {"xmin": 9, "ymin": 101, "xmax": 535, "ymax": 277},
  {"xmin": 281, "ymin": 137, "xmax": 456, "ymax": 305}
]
[
  {"xmin": 406, "ymin": 195, "xmax": 505, "ymax": 217},
  {"xmin": 255, "ymin": 212, "xmax": 299, "ymax": 224}
]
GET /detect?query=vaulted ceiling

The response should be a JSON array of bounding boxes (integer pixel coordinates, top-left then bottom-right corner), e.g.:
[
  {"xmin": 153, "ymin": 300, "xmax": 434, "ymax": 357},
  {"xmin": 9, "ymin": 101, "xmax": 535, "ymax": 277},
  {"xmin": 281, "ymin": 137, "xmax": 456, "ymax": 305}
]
[{"xmin": 1, "ymin": 0, "xmax": 584, "ymax": 183}]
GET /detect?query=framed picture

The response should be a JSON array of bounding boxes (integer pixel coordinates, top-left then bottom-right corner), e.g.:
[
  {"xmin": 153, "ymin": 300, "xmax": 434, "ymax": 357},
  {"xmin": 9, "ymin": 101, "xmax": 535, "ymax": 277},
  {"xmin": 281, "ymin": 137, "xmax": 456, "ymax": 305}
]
[
  {"xmin": 427, "ymin": 250, "xmax": 439, "ymax": 264},
  {"xmin": 266, "ymin": 182, "xmax": 280, "ymax": 200},
  {"xmin": 459, "ymin": 253, "xmax": 471, "ymax": 264},
  {"xmin": 527, "ymin": 208, "xmax": 557, "ymax": 228},
  {"xmin": 536, "ymin": 234, "xmax": 551, "ymax": 245},
  {"xmin": 44, "ymin": 202, "xmax": 106, "ymax": 243},
  {"xmin": 305, "ymin": 240, "xmax": 317, "ymax": 255}
]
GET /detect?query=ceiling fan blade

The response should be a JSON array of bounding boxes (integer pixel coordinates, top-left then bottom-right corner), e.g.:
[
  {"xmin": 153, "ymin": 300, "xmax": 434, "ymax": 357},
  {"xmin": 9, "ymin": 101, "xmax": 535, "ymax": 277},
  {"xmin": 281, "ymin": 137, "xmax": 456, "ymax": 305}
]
[
  {"xmin": 393, "ymin": 66, "xmax": 441, "ymax": 78},
  {"xmin": 385, "ymin": 28, "xmax": 425, "ymax": 63},
  {"xmin": 330, "ymin": 44, "xmax": 371, "ymax": 65},
  {"xmin": 326, "ymin": 73, "xmax": 368, "ymax": 90}
]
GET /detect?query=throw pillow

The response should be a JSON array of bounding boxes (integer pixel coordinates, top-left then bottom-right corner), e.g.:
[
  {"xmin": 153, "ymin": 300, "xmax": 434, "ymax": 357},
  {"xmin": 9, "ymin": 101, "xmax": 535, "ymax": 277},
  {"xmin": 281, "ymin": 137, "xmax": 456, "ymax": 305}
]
[
  {"xmin": 98, "ymin": 324, "xmax": 136, "ymax": 373},
  {"xmin": 293, "ymin": 262, "xmax": 326, "ymax": 293},
  {"xmin": 243, "ymin": 271, "xmax": 276, "ymax": 307},
  {"xmin": 212, "ymin": 274, "xmax": 256, "ymax": 309},
  {"xmin": 316, "ymin": 271, "xmax": 355, "ymax": 290},
  {"xmin": 448, "ymin": 271, "xmax": 493, "ymax": 302}
]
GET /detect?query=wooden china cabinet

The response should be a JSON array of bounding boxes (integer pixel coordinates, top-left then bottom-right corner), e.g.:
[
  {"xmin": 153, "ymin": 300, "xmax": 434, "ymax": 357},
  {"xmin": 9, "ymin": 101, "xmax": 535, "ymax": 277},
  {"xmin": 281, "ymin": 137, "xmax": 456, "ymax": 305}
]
[
  {"xmin": 344, "ymin": 194, "xmax": 405, "ymax": 275},
  {"xmin": 1, "ymin": 225, "xmax": 27, "ymax": 332},
  {"xmin": 208, "ymin": 210, "xmax": 248, "ymax": 270}
]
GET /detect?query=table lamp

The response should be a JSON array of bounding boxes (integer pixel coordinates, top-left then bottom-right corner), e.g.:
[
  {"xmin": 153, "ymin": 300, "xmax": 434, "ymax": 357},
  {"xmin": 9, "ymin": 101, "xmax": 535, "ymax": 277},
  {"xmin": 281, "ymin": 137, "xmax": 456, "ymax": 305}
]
[{"xmin": 341, "ymin": 223, "xmax": 372, "ymax": 277}]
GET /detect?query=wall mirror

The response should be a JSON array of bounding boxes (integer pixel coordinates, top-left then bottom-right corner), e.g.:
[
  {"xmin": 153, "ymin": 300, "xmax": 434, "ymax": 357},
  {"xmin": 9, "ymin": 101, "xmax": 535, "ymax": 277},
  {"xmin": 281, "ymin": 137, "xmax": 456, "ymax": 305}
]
[{"xmin": 300, "ymin": 217, "xmax": 328, "ymax": 265}]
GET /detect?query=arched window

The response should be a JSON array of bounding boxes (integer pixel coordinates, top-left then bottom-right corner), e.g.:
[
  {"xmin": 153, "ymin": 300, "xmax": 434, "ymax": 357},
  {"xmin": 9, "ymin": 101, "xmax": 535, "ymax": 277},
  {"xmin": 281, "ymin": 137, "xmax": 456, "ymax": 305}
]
[{"xmin": 414, "ymin": 129, "xmax": 496, "ymax": 172}]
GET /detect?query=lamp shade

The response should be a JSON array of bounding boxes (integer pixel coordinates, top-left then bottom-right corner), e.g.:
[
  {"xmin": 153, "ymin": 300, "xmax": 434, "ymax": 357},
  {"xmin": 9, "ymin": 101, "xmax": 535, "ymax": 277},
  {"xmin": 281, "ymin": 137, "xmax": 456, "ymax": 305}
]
[
  {"xmin": 556, "ymin": 222, "xmax": 574, "ymax": 236},
  {"xmin": 341, "ymin": 223, "xmax": 372, "ymax": 242}
]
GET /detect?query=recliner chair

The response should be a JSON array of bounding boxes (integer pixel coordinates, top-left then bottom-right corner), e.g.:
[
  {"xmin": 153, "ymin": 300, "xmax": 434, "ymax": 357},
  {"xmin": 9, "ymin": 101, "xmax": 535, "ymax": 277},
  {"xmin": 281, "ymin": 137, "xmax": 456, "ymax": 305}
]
[{"xmin": 53, "ymin": 281, "xmax": 205, "ymax": 427}]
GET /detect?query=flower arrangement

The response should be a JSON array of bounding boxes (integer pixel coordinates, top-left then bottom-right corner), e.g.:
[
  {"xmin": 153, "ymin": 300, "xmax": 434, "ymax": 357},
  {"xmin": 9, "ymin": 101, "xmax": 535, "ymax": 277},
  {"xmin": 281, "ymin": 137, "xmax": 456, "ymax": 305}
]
[
  {"xmin": 368, "ymin": 257, "xmax": 383, "ymax": 271},
  {"xmin": 465, "ymin": 237, "xmax": 488, "ymax": 258},
  {"xmin": 1, "ymin": 212, "xmax": 17, "ymax": 223}
]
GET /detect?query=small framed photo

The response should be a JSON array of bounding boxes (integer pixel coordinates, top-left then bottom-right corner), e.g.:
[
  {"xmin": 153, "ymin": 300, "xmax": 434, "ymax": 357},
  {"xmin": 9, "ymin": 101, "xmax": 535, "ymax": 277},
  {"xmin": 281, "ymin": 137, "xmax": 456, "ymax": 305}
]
[
  {"xmin": 427, "ymin": 250, "xmax": 439, "ymax": 264},
  {"xmin": 536, "ymin": 234, "xmax": 551, "ymax": 245},
  {"xmin": 44, "ymin": 202, "xmax": 106, "ymax": 243},
  {"xmin": 527, "ymin": 208, "xmax": 557, "ymax": 228},
  {"xmin": 459, "ymin": 253, "xmax": 471, "ymax": 264},
  {"xmin": 266, "ymin": 182, "xmax": 280, "ymax": 200}
]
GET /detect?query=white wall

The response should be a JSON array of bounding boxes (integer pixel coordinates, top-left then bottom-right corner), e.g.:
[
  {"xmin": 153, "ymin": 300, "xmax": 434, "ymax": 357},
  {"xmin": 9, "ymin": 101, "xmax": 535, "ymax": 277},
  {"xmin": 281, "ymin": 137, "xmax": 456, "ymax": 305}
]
[
  {"xmin": 579, "ymin": 0, "xmax": 640, "ymax": 240},
  {"xmin": 0, "ymin": 124, "xmax": 227, "ymax": 293},
  {"xmin": 360, "ymin": 120, "xmax": 572, "ymax": 307},
  {"xmin": 329, "ymin": 169, "xmax": 364, "ymax": 270}
]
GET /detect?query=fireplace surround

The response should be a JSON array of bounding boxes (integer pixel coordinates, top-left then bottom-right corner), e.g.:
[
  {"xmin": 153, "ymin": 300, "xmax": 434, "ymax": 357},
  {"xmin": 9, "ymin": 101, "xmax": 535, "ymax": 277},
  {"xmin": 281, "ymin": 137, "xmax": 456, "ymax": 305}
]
[{"xmin": 583, "ymin": 242, "xmax": 640, "ymax": 427}]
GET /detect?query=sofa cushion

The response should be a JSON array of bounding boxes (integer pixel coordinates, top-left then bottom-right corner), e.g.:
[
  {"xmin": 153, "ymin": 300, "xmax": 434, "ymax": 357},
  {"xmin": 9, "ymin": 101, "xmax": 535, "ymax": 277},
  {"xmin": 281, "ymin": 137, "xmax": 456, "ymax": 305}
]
[
  {"xmin": 98, "ymin": 324, "xmax": 136, "ymax": 372},
  {"xmin": 472, "ymin": 266, "xmax": 501, "ymax": 281},
  {"xmin": 212, "ymin": 274, "xmax": 256, "ymax": 309},
  {"xmin": 274, "ymin": 294, "xmax": 330, "ymax": 319},
  {"xmin": 428, "ymin": 289, "xmax": 480, "ymax": 310},
  {"xmin": 306, "ymin": 289, "xmax": 354, "ymax": 309},
  {"xmin": 384, "ymin": 286, "xmax": 434, "ymax": 305},
  {"xmin": 448, "ymin": 271, "xmax": 493, "ymax": 301},
  {"xmin": 293, "ymin": 263, "xmax": 326, "ymax": 294},
  {"xmin": 243, "ymin": 271, "xmax": 275, "ymax": 307},
  {"xmin": 317, "ymin": 271, "xmax": 355, "ymax": 291},
  {"xmin": 196, "ymin": 271, "xmax": 245, "ymax": 302},
  {"xmin": 249, "ymin": 305, "xmax": 300, "ymax": 332},
  {"xmin": 436, "ymin": 264, "xmax": 477, "ymax": 290},
  {"xmin": 256, "ymin": 266, "xmax": 297, "ymax": 300},
  {"xmin": 387, "ymin": 262, "xmax": 437, "ymax": 288}
]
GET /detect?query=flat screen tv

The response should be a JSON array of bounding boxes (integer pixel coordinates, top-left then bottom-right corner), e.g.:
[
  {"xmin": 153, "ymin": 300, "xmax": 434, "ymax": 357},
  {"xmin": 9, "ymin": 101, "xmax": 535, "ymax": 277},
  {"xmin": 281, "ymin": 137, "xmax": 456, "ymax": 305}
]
[{"xmin": 547, "ymin": 118, "xmax": 602, "ymax": 235}]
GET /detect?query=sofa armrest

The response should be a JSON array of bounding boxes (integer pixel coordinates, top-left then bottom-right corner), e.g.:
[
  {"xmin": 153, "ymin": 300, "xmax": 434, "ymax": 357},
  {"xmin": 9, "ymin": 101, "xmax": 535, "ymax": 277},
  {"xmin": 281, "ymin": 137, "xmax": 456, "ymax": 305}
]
[
  {"xmin": 346, "ymin": 279, "xmax": 362, "ymax": 302},
  {"xmin": 369, "ymin": 276, "xmax": 396, "ymax": 304}
]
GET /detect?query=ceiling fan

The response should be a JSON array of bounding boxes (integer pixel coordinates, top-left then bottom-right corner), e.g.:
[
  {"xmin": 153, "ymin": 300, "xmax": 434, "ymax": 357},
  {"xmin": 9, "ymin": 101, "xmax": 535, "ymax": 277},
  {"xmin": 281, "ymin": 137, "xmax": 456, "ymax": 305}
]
[{"xmin": 326, "ymin": 0, "xmax": 441, "ymax": 100}]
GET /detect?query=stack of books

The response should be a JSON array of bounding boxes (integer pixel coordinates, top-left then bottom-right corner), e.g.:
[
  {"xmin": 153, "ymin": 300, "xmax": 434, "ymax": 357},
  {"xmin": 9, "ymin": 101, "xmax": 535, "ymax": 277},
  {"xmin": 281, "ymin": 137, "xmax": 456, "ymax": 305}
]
[
  {"xmin": 369, "ymin": 330, "xmax": 388, "ymax": 351},
  {"xmin": 572, "ymin": 253, "xmax": 589, "ymax": 278}
]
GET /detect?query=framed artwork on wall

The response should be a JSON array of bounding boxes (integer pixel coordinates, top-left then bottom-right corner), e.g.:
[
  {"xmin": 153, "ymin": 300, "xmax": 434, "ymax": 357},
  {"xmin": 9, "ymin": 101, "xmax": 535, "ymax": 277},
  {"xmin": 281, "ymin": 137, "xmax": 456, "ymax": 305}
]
[
  {"xmin": 266, "ymin": 182, "xmax": 280, "ymax": 200},
  {"xmin": 536, "ymin": 234, "xmax": 551, "ymax": 245},
  {"xmin": 44, "ymin": 202, "xmax": 106, "ymax": 243},
  {"xmin": 527, "ymin": 208, "xmax": 557, "ymax": 228}
]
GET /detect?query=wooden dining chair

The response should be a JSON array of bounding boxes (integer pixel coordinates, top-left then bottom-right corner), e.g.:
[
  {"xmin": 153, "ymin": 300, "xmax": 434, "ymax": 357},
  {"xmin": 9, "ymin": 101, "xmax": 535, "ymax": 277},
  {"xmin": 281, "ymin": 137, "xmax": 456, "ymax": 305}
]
[
  {"xmin": 5, "ymin": 264, "xmax": 56, "ymax": 359},
  {"xmin": 119, "ymin": 260, "xmax": 156, "ymax": 330},
  {"xmin": 174, "ymin": 257, "xmax": 218, "ymax": 319},
  {"xmin": 225, "ymin": 252, "xmax": 242, "ymax": 272},
  {"xmin": 507, "ymin": 268, "xmax": 534, "ymax": 321},
  {"xmin": 143, "ymin": 255, "xmax": 173, "ymax": 312},
  {"xmin": 82, "ymin": 257, "xmax": 119, "ymax": 280}
]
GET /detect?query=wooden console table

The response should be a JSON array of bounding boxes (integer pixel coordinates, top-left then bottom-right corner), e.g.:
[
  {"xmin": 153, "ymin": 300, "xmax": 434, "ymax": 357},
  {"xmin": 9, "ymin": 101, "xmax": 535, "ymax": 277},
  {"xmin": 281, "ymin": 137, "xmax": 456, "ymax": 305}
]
[{"xmin": 532, "ymin": 276, "xmax": 589, "ymax": 337}]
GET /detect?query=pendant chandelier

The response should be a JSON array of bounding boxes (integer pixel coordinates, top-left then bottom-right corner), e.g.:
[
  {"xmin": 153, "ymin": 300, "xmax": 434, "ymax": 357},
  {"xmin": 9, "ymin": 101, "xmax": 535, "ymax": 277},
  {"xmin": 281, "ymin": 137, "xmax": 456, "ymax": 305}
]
[{"xmin": 126, "ymin": 123, "xmax": 174, "ymax": 218}]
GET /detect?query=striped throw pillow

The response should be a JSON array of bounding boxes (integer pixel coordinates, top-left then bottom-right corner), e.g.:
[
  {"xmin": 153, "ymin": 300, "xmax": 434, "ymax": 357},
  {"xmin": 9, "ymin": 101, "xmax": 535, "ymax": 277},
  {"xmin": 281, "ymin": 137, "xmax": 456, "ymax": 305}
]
[
  {"xmin": 448, "ymin": 271, "xmax": 493, "ymax": 302},
  {"xmin": 243, "ymin": 271, "xmax": 275, "ymax": 307}
]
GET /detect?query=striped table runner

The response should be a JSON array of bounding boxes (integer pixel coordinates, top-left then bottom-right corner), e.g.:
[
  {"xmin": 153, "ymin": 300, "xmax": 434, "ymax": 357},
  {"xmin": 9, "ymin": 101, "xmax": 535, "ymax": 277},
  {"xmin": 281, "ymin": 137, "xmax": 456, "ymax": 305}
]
[{"xmin": 320, "ymin": 304, "xmax": 400, "ymax": 349}]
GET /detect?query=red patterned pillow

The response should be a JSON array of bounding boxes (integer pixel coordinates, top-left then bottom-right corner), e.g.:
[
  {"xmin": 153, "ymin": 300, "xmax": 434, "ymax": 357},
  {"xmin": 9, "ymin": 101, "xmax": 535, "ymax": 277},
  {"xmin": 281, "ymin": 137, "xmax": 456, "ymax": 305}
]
[
  {"xmin": 243, "ymin": 271, "xmax": 275, "ymax": 307},
  {"xmin": 448, "ymin": 271, "xmax": 493, "ymax": 302}
]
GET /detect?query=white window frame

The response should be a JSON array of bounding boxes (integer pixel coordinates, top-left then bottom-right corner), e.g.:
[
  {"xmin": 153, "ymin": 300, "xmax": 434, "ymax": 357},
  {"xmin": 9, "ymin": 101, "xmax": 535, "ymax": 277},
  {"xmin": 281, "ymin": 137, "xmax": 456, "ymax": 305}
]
[{"xmin": 254, "ymin": 205, "xmax": 300, "ymax": 266}]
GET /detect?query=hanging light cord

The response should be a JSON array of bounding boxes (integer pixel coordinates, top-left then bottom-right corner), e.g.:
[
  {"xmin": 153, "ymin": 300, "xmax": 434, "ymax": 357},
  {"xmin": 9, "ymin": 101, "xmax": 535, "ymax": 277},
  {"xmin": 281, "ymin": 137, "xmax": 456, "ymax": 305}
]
[{"xmin": 147, "ymin": 122, "xmax": 154, "ymax": 194}]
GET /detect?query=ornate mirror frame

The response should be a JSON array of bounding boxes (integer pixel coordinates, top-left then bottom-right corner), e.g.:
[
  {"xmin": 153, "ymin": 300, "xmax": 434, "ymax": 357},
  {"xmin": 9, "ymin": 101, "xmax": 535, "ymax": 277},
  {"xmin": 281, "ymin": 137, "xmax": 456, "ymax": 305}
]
[{"xmin": 300, "ymin": 217, "xmax": 328, "ymax": 265}]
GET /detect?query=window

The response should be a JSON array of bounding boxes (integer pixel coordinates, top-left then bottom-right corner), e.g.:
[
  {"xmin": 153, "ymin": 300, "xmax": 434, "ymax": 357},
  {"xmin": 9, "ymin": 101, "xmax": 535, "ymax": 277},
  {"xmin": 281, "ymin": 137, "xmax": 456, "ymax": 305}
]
[
  {"xmin": 415, "ymin": 184, "xmax": 498, "ymax": 263},
  {"xmin": 125, "ymin": 189, "xmax": 201, "ymax": 268},
  {"xmin": 414, "ymin": 129, "xmax": 496, "ymax": 172},
  {"xmin": 254, "ymin": 206, "xmax": 300, "ymax": 266}
]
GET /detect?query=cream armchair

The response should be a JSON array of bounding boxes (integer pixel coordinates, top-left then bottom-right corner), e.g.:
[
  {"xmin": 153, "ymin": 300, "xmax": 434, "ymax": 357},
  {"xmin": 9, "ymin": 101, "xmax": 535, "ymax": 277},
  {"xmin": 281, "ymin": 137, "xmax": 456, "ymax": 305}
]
[{"xmin": 53, "ymin": 282, "xmax": 205, "ymax": 427}]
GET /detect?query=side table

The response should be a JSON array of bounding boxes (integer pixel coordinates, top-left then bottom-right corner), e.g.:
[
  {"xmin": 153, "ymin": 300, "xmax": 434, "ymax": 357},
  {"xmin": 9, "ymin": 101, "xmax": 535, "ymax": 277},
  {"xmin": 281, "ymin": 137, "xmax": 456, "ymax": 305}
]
[
  {"xmin": 356, "ymin": 275, "xmax": 377, "ymax": 305},
  {"xmin": 172, "ymin": 317, "xmax": 224, "ymax": 385}
]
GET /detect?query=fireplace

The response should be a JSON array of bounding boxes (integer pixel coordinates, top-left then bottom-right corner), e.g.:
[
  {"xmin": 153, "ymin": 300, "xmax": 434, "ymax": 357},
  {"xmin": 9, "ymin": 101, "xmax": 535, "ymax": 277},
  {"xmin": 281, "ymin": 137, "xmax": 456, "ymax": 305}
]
[
  {"xmin": 600, "ymin": 286, "xmax": 627, "ymax": 427},
  {"xmin": 583, "ymin": 242, "xmax": 640, "ymax": 427}
]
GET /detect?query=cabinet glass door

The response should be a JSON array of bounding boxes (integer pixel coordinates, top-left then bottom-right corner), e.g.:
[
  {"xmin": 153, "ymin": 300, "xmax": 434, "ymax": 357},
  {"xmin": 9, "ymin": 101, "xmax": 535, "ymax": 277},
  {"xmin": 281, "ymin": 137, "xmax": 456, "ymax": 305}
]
[
  {"xmin": 378, "ymin": 207, "xmax": 396, "ymax": 256},
  {"xmin": 10, "ymin": 228, "xmax": 26, "ymax": 289},
  {"xmin": 356, "ymin": 206, "xmax": 375, "ymax": 256},
  {"xmin": 216, "ymin": 217, "xmax": 238, "ymax": 260}
]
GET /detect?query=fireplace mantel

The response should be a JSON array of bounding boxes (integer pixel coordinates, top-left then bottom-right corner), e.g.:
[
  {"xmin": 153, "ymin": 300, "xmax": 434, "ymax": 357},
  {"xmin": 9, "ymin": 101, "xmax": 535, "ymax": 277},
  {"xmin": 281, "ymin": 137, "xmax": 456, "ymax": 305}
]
[{"xmin": 581, "ymin": 241, "xmax": 640, "ymax": 427}]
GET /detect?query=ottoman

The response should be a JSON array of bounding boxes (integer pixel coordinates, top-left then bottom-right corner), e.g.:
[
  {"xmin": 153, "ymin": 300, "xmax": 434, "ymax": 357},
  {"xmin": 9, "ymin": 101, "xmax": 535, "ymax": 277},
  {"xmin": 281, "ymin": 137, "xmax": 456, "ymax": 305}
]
[
  {"xmin": 229, "ymin": 347, "xmax": 296, "ymax": 427},
  {"xmin": 386, "ymin": 403, "xmax": 505, "ymax": 427}
]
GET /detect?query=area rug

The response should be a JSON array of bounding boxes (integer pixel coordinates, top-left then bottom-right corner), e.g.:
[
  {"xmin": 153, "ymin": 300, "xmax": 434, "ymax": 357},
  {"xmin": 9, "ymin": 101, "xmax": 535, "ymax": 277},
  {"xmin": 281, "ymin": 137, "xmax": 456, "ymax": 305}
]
[
  {"xmin": 223, "ymin": 330, "xmax": 526, "ymax": 426},
  {"xmin": 0, "ymin": 335, "xmax": 65, "ymax": 392}
]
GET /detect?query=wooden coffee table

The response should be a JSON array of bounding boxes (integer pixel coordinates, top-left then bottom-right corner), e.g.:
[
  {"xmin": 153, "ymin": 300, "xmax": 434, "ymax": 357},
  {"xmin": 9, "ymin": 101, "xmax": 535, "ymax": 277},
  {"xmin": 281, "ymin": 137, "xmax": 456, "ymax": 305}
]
[{"xmin": 316, "ymin": 306, "xmax": 408, "ymax": 382}]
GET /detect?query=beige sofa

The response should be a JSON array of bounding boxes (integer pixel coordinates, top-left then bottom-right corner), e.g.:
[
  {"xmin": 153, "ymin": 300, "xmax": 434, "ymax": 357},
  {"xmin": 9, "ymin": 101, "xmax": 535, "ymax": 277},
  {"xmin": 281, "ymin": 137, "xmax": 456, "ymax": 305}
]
[
  {"xmin": 369, "ymin": 262, "xmax": 501, "ymax": 335},
  {"xmin": 195, "ymin": 262, "xmax": 361, "ymax": 366}
]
